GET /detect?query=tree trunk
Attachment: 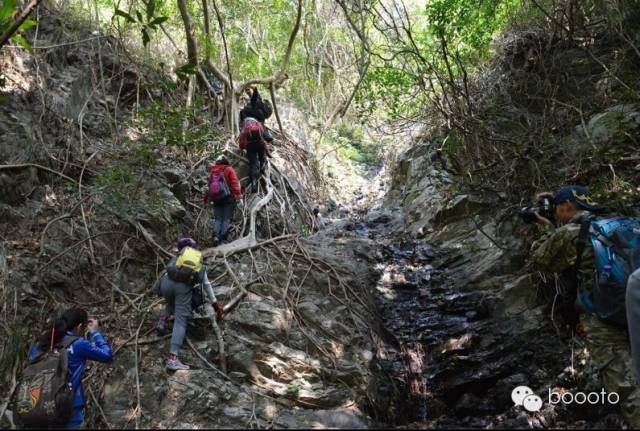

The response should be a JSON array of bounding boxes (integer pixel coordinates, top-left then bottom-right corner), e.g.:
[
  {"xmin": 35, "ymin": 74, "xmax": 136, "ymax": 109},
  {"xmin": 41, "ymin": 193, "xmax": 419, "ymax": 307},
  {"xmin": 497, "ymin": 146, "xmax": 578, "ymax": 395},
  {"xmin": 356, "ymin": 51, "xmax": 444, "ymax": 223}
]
[{"xmin": 177, "ymin": 0, "xmax": 199, "ymax": 68}]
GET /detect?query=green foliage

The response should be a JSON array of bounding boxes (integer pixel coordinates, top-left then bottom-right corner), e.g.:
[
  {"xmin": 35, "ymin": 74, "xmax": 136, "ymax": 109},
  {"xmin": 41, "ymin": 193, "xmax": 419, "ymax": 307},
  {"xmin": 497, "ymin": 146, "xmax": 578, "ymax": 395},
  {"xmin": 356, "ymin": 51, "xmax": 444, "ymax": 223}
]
[
  {"xmin": 137, "ymin": 100, "xmax": 215, "ymax": 154},
  {"xmin": 357, "ymin": 0, "xmax": 522, "ymax": 121},
  {"xmin": 175, "ymin": 63, "xmax": 197, "ymax": 81},
  {"xmin": 423, "ymin": 0, "xmax": 522, "ymax": 59},
  {"xmin": 325, "ymin": 122, "xmax": 382, "ymax": 165},
  {"xmin": 286, "ymin": 381, "xmax": 301, "ymax": 397},
  {"xmin": 357, "ymin": 66, "xmax": 423, "ymax": 121},
  {"xmin": 93, "ymin": 163, "xmax": 148, "ymax": 221},
  {"xmin": 0, "ymin": 0, "xmax": 37, "ymax": 52},
  {"xmin": 113, "ymin": 0, "xmax": 168, "ymax": 47}
]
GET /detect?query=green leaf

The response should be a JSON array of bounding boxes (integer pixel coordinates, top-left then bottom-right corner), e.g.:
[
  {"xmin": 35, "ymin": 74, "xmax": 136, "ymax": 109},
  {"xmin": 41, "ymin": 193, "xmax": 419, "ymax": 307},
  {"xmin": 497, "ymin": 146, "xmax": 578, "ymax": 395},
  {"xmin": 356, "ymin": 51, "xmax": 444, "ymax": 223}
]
[
  {"xmin": 148, "ymin": 16, "xmax": 168, "ymax": 27},
  {"xmin": 18, "ymin": 18, "xmax": 36, "ymax": 31},
  {"xmin": 114, "ymin": 8, "xmax": 135, "ymax": 23},
  {"xmin": 141, "ymin": 28, "xmax": 150, "ymax": 46},
  {"xmin": 136, "ymin": 10, "xmax": 144, "ymax": 23},
  {"xmin": 0, "ymin": 0, "xmax": 17, "ymax": 23},
  {"xmin": 146, "ymin": 0, "xmax": 155, "ymax": 20},
  {"xmin": 11, "ymin": 34, "xmax": 32, "ymax": 52},
  {"xmin": 176, "ymin": 63, "xmax": 197, "ymax": 81}
]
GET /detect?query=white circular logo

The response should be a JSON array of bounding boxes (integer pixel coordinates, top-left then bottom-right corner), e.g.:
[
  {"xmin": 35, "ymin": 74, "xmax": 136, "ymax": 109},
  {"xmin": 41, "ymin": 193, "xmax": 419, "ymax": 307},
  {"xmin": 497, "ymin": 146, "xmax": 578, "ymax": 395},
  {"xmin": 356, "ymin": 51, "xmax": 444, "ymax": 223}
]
[
  {"xmin": 511, "ymin": 386, "xmax": 533, "ymax": 406},
  {"xmin": 522, "ymin": 394, "xmax": 543, "ymax": 412}
]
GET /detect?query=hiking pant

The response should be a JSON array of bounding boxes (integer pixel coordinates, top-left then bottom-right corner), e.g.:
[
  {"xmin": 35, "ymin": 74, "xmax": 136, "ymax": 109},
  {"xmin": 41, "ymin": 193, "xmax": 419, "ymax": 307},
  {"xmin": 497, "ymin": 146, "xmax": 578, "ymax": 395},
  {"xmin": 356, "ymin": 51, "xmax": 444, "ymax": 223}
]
[
  {"xmin": 626, "ymin": 268, "xmax": 640, "ymax": 383},
  {"xmin": 582, "ymin": 312, "xmax": 640, "ymax": 428},
  {"xmin": 246, "ymin": 141, "xmax": 266, "ymax": 183},
  {"xmin": 159, "ymin": 276, "xmax": 193, "ymax": 355},
  {"xmin": 212, "ymin": 197, "xmax": 236, "ymax": 241}
]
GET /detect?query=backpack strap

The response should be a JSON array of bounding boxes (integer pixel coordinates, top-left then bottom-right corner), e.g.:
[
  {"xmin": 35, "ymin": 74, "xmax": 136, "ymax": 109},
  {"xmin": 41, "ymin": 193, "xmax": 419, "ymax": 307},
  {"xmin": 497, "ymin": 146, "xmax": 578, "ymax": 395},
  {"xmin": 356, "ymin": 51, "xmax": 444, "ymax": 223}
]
[
  {"xmin": 57, "ymin": 335, "xmax": 81, "ymax": 349},
  {"xmin": 571, "ymin": 215, "xmax": 593, "ymax": 294}
]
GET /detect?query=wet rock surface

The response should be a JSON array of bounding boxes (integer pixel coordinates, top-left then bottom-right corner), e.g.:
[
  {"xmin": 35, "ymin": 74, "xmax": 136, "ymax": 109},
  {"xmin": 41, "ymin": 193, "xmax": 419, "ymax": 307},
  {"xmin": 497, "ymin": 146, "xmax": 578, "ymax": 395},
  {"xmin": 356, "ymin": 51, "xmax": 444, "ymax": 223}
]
[{"xmin": 355, "ymin": 208, "xmax": 627, "ymax": 428}]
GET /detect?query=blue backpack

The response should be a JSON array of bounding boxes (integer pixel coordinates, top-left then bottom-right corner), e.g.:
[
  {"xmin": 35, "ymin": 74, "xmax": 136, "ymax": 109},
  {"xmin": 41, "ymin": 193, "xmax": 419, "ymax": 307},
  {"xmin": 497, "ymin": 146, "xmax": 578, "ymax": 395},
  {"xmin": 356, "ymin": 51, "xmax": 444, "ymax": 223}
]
[{"xmin": 576, "ymin": 215, "xmax": 640, "ymax": 327}]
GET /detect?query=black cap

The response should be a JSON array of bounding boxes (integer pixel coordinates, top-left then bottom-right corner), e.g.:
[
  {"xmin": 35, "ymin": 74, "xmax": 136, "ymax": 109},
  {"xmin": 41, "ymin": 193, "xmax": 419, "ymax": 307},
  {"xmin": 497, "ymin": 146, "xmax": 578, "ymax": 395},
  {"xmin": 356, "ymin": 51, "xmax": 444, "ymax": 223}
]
[{"xmin": 553, "ymin": 185, "xmax": 604, "ymax": 211}]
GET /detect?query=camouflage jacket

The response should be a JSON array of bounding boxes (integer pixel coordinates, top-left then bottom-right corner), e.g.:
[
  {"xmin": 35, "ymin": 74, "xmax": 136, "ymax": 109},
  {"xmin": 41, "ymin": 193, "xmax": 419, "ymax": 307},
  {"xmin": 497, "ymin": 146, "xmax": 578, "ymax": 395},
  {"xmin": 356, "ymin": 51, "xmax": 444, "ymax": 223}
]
[{"xmin": 530, "ymin": 212, "xmax": 596, "ymax": 303}]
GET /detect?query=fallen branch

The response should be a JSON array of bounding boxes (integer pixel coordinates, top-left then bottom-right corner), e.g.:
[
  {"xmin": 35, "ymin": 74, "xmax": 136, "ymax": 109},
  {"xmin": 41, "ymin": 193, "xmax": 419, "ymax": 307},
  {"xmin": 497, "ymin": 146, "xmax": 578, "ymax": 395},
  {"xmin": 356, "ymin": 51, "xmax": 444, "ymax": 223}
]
[
  {"xmin": 88, "ymin": 386, "xmax": 112, "ymax": 429},
  {"xmin": 40, "ymin": 231, "xmax": 128, "ymax": 271},
  {"xmin": 135, "ymin": 222, "xmax": 173, "ymax": 258},
  {"xmin": 120, "ymin": 334, "xmax": 171, "ymax": 347},
  {"xmin": 39, "ymin": 192, "xmax": 96, "ymax": 256},
  {"xmin": 223, "ymin": 291, "xmax": 247, "ymax": 313},
  {"xmin": 211, "ymin": 313, "xmax": 227, "ymax": 374},
  {"xmin": 186, "ymin": 336, "xmax": 231, "ymax": 380},
  {"xmin": 133, "ymin": 317, "xmax": 144, "ymax": 429},
  {"xmin": 0, "ymin": 163, "xmax": 78, "ymax": 185},
  {"xmin": 102, "ymin": 276, "xmax": 142, "ymax": 312}
]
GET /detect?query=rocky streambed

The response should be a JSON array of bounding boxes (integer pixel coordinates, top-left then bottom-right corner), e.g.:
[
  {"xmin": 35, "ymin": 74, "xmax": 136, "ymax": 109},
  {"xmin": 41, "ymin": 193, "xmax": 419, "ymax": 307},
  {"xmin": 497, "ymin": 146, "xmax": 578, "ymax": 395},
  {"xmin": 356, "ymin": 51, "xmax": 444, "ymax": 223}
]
[{"xmin": 324, "ymin": 199, "xmax": 626, "ymax": 429}]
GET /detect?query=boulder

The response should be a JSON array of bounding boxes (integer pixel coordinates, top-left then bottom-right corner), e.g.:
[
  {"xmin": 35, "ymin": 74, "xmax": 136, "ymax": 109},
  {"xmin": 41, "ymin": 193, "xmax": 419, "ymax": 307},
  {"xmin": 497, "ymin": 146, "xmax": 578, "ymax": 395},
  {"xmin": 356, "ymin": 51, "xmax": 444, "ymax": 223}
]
[
  {"xmin": 161, "ymin": 167, "xmax": 183, "ymax": 184},
  {"xmin": 585, "ymin": 104, "xmax": 640, "ymax": 145},
  {"xmin": 170, "ymin": 180, "xmax": 190, "ymax": 204}
]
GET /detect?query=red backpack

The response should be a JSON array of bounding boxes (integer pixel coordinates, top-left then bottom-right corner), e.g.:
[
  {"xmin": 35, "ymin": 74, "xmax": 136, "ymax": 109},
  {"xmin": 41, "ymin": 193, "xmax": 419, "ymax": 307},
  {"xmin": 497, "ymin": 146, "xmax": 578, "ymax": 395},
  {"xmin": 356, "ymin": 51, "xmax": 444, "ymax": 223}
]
[{"xmin": 238, "ymin": 117, "xmax": 264, "ymax": 150}]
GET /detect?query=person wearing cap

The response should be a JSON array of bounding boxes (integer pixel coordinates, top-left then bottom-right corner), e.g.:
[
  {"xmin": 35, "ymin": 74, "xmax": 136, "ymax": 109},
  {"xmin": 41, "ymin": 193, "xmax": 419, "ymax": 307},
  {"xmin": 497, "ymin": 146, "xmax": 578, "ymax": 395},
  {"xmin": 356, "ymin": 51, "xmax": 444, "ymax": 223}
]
[
  {"xmin": 154, "ymin": 236, "xmax": 224, "ymax": 371},
  {"xmin": 530, "ymin": 185, "xmax": 640, "ymax": 427},
  {"xmin": 204, "ymin": 155, "xmax": 243, "ymax": 245}
]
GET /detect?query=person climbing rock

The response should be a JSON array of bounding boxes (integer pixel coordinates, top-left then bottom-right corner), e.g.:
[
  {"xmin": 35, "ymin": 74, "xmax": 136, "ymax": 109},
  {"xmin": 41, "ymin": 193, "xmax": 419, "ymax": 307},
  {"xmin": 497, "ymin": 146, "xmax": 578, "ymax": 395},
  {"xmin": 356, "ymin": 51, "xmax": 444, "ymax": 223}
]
[
  {"xmin": 529, "ymin": 185, "xmax": 640, "ymax": 428},
  {"xmin": 21, "ymin": 308, "xmax": 113, "ymax": 429},
  {"xmin": 154, "ymin": 236, "xmax": 224, "ymax": 371},
  {"xmin": 238, "ymin": 116, "xmax": 270, "ymax": 193},
  {"xmin": 240, "ymin": 87, "xmax": 274, "ymax": 143},
  {"xmin": 203, "ymin": 155, "xmax": 243, "ymax": 245}
]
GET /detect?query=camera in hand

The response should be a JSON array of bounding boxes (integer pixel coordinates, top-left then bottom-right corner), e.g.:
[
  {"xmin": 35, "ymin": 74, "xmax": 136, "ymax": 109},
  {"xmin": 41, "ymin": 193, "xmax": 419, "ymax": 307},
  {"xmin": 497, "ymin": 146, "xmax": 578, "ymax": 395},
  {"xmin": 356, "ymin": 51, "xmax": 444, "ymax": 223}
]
[{"xmin": 519, "ymin": 196, "xmax": 554, "ymax": 224}]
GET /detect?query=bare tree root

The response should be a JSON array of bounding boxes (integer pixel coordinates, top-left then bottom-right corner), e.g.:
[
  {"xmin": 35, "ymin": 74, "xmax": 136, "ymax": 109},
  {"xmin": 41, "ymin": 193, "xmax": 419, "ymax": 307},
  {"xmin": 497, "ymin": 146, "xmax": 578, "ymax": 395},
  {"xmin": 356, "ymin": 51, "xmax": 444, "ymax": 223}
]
[
  {"xmin": 186, "ymin": 337, "xmax": 231, "ymax": 380},
  {"xmin": 210, "ymin": 315, "xmax": 227, "ymax": 373}
]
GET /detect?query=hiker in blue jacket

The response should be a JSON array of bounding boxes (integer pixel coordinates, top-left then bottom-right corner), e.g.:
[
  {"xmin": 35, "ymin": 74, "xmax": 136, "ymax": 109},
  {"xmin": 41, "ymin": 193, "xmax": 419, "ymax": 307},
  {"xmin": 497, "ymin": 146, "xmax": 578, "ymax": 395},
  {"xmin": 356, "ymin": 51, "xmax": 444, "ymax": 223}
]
[{"xmin": 28, "ymin": 308, "xmax": 113, "ymax": 429}]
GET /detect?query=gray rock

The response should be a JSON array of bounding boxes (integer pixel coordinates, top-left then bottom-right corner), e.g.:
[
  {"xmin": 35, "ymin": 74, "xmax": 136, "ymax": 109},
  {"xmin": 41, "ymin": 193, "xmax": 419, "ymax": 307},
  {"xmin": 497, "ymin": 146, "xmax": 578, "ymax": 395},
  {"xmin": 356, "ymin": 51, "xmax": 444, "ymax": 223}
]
[
  {"xmin": 583, "ymin": 104, "xmax": 640, "ymax": 145},
  {"xmin": 227, "ymin": 343, "xmax": 258, "ymax": 377},
  {"xmin": 170, "ymin": 180, "xmax": 190, "ymax": 204},
  {"xmin": 500, "ymin": 274, "xmax": 537, "ymax": 316},
  {"xmin": 162, "ymin": 167, "xmax": 183, "ymax": 184}
]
